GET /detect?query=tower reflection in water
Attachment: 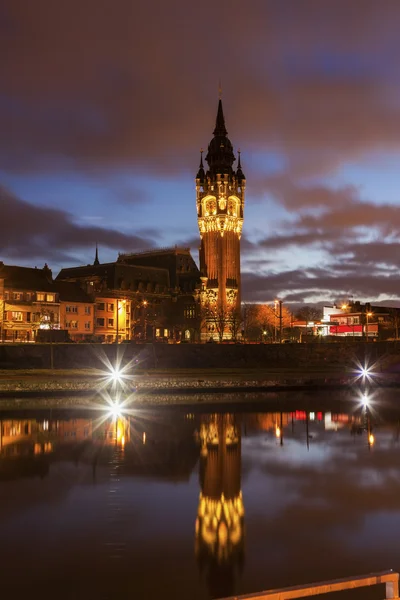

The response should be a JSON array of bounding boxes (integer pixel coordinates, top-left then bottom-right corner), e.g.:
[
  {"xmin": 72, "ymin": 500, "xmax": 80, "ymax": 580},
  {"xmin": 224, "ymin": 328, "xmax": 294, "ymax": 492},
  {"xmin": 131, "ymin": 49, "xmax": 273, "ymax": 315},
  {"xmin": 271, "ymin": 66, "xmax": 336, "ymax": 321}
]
[{"xmin": 195, "ymin": 413, "xmax": 245, "ymax": 598}]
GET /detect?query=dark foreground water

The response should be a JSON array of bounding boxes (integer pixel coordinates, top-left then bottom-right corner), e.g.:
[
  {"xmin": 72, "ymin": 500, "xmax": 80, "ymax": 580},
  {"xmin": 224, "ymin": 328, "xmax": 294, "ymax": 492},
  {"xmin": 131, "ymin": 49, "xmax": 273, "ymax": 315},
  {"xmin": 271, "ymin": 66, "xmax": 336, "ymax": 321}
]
[{"xmin": 1, "ymin": 388, "xmax": 400, "ymax": 600}]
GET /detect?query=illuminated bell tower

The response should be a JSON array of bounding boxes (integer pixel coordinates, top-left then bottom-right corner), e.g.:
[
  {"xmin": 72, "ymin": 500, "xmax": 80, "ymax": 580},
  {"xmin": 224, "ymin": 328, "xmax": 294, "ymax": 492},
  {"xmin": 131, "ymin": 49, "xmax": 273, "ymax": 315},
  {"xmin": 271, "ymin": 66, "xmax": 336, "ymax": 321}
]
[{"xmin": 196, "ymin": 100, "xmax": 245, "ymax": 318}]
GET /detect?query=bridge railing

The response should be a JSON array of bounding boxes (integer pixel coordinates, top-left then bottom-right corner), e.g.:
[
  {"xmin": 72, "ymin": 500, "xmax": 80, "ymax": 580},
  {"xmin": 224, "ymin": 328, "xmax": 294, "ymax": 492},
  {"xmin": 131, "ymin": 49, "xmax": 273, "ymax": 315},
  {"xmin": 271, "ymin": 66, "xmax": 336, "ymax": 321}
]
[{"xmin": 218, "ymin": 570, "xmax": 399, "ymax": 600}]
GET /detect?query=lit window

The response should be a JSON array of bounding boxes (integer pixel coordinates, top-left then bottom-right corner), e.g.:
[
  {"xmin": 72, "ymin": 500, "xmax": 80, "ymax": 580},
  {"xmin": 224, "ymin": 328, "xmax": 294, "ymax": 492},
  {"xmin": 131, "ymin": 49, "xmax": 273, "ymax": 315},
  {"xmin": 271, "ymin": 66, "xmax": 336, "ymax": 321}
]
[
  {"xmin": 108, "ymin": 318, "xmax": 114, "ymax": 327},
  {"xmin": 184, "ymin": 305, "xmax": 196, "ymax": 319},
  {"xmin": 13, "ymin": 292, "xmax": 22, "ymax": 300},
  {"xmin": 11, "ymin": 311, "xmax": 23, "ymax": 321},
  {"xmin": 71, "ymin": 321, "xmax": 78, "ymax": 329},
  {"xmin": 37, "ymin": 293, "xmax": 45, "ymax": 301},
  {"xmin": 107, "ymin": 303, "xmax": 114, "ymax": 312},
  {"xmin": 46, "ymin": 294, "xmax": 55, "ymax": 302}
]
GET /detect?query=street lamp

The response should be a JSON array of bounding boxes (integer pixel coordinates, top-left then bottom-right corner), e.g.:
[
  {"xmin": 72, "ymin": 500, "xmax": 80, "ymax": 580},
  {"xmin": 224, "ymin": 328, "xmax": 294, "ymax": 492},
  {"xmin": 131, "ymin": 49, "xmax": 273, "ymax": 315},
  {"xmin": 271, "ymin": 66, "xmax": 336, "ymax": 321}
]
[
  {"xmin": 274, "ymin": 300, "xmax": 278, "ymax": 343},
  {"xmin": 142, "ymin": 300, "xmax": 148, "ymax": 340},
  {"xmin": 115, "ymin": 299, "xmax": 125, "ymax": 344},
  {"xmin": 366, "ymin": 311, "xmax": 372, "ymax": 342}
]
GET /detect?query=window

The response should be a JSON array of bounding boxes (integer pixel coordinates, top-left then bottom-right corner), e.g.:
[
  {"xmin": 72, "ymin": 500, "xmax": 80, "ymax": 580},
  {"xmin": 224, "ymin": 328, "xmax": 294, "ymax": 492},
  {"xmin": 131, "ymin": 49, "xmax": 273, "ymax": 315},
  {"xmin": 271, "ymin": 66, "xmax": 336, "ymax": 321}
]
[
  {"xmin": 96, "ymin": 318, "xmax": 105, "ymax": 327},
  {"xmin": 184, "ymin": 305, "xmax": 196, "ymax": 319},
  {"xmin": 84, "ymin": 321, "xmax": 91, "ymax": 330},
  {"xmin": 27, "ymin": 312, "xmax": 31, "ymax": 322},
  {"xmin": 97, "ymin": 303, "xmax": 105, "ymax": 311},
  {"xmin": 11, "ymin": 311, "xmax": 23, "ymax": 321},
  {"xmin": 107, "ymin": 303, "xmax": 114, "ymax": 312},
  {"xmin": 84, "ymin": 306, "xmax": 91, "ymax": 315},
  {"xmin": 37, "ymin": 293, "xmax": 45, "ymax": 301},
  {"xmin": 26, "ymin": 292, "xmax": 31, "ymax": 301},
  {"xmin": 46, "ymin": 294, "xmax": 55, "ymax": 302},
  {"xmin": 108, "ymin": 318, "xmax": 114, "ymax": 327},
  {"xmin": 4, "ymin": 291, "xmax": 9, "ymax": 300},
  {"xmin": 66, "ymin": 305, "xmax": 78, "ymax": 313},
  {"xmin": 353, "ymin": 317, "xmax": 360, "ymax": 324},
  {"xmin": 71, "ymin": 321, "xmax": 78, "ymax": 329},
  {"xmin": 65, "ymin": 320, "xmax": 71, "ymax": 328},
  {"xmin": 13, "ymin": 292, "xmax": 22, "ymax": 301}
]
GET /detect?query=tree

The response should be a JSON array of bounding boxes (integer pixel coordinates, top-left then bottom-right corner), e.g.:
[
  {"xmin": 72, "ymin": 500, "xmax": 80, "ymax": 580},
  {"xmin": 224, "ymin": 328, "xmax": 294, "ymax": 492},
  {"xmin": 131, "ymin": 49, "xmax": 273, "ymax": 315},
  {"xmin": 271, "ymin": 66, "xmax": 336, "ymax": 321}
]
[
  {"xmin": 201, "ymin": 301, "xmax": 242, "ymax": 342},
  {"xmin": 381, "ymin": 308, "xmax": 400, "ymax": 340},
  {"xmin": 241, "ymin": 303, "xmax": 260, "ymax": 341},
  {"xmin": 256, "ymin": 303, "xmax": 292, "ymax": 342},
  {"xmin": 240, "ymin": 303, "xmax": 293, "ymax": 342},
  {"xmin": 295, "ymin": 305, "xmax": 322, "ymax": 322}
]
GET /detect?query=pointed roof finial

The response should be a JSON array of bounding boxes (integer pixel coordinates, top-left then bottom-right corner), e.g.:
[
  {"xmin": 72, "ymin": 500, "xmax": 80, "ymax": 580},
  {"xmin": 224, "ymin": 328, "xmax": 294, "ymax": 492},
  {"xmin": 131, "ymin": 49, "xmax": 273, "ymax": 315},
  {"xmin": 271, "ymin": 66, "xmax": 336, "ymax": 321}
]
[
  {"xmin": 213, "ymin": 98, "xmax": 227, "ymax": 137},
  {"xmin": 236, "ymin": 148, "xmax": 245, "ymax": 181},
  {"xmin": 94, "ymin": 242, "xmax": 99, "ymax": 266},
  {"xmin": 196, "ymin": 148, "xmax": 205, "ymax": 180},
  {"xmin": 218, "ymin": 79, "xmax": 222, "ymax": 100}
]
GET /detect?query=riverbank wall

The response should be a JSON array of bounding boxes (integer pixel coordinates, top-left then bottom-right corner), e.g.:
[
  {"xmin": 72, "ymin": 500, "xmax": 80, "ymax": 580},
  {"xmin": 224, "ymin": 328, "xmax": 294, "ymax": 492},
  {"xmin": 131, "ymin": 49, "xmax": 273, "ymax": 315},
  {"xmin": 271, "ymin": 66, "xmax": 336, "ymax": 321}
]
[{"xmin": 1, "ymin": 340, "xmax": 399, "ymax": 371}]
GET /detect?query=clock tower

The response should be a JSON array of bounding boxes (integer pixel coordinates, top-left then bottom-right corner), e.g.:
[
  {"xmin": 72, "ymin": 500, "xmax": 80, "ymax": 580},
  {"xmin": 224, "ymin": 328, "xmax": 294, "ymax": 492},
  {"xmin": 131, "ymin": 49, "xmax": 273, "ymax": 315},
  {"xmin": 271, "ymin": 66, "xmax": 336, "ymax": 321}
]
[{"xmin": 196, "ymin": 99, "xmax": 245, "ymax": 339}]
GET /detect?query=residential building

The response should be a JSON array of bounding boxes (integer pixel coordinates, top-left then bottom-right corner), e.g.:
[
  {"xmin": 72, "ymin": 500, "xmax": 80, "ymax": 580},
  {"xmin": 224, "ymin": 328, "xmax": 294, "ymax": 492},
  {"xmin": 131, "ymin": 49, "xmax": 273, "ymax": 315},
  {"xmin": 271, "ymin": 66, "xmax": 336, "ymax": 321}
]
[
  {"xmin": 54, "ymin": 281, "xmax": 95, "ymax": 342},
  {"xmin": 0, "ymin": 262, "xmax": 59, "ymax": 342}
]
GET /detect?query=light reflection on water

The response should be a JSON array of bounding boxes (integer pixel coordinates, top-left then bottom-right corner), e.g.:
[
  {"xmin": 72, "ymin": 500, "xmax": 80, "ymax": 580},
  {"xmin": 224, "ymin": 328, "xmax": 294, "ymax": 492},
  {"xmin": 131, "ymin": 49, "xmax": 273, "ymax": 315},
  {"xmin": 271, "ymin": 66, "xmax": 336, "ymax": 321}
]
[{"xmin": 1, "ymin": 390, "xmax": 400, "ymax": 600}]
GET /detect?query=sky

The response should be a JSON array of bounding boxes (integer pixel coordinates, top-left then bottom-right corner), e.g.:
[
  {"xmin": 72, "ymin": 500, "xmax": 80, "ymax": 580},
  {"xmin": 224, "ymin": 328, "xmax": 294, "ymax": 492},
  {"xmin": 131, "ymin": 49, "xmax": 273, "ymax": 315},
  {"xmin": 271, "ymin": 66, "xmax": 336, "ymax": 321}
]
[{"xmin": 2, "ymin": 0, "xmax": 400, "ymax": 307}]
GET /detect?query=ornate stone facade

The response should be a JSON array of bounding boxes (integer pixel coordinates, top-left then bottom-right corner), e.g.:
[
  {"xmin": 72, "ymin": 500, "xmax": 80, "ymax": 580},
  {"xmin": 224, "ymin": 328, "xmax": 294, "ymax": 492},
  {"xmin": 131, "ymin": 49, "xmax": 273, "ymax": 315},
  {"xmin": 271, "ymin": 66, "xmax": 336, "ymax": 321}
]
[{"xmin": 196, "ymin": 100, "xmax": 245, "ymax": 339}]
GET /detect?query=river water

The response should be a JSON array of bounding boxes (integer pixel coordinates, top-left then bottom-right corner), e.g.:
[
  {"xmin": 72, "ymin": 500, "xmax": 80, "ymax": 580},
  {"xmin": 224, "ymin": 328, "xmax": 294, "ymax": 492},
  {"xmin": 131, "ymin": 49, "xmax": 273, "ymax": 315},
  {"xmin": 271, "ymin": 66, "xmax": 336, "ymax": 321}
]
[{"xmin": 1, "ymin": 387, "xmax": 400, "ymax": 600}]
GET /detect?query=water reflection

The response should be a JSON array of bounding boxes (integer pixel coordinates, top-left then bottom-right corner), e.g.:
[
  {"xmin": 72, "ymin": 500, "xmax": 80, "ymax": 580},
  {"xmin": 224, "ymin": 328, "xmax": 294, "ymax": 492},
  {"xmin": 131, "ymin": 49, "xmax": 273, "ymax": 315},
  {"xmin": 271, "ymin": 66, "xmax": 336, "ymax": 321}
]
[
  {"xmin": 2, "ymin": 393, "xmax": 400, "ymax": 599},
  {"xmin": 196, "ymin": 414, "xmax": 245, "ymax": 598}
]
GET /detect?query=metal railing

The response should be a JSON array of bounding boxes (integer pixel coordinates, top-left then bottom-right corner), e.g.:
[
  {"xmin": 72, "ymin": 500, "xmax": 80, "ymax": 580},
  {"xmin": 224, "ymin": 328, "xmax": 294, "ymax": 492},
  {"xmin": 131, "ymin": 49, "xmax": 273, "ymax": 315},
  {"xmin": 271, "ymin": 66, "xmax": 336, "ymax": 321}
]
[{"xmin": 218, "ymin": 570, "xmax": 399, "ymax": 600}]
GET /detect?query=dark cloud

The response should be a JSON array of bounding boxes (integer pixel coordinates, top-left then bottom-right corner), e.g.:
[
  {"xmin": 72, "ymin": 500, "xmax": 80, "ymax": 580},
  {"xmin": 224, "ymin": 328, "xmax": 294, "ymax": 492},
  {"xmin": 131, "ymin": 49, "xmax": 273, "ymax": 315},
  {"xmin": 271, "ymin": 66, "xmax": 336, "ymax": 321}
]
[
  {"xmin": 2, "ymin": 1, "xmax": 400, "ymax": 175},
  {"xmin": 2, "ymin": 0, "xmax": 400, "ymax": 306},
  {"xmin": 0, "ymin": 186, "xmax": 155, "ymax": 264},
  {"xmin": 241, "ymin": 266, "xmax": 400, "ymax": 304}
]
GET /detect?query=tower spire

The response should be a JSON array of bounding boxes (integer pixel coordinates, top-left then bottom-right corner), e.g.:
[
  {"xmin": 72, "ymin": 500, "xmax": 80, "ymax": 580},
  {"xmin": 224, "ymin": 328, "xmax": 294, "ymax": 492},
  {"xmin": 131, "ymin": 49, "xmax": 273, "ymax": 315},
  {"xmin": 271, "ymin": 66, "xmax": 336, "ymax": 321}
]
[
  {"xmin": 196, "ymin": 149, "xmax": 205, "ymax": 180},
  {"xmin": 236, "ymin": 148, "xmax": 245, "ymax": 182},
  {"xmin": 213, "ymin": 99, "xmax": 227, "ymax": 137},
  {"xmin": 94, "ymin": 242, "xmax": 99, "ymax": 266}
]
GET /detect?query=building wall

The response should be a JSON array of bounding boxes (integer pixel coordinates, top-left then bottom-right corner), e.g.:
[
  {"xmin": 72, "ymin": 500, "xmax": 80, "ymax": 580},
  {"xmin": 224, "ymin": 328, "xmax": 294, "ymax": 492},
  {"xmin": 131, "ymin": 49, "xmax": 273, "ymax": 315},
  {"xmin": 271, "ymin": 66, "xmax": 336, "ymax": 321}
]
[
  {"xmin": 59, "ymin": 300, "xmax": 94, "ymax": 341},
  {"xmin": 1, "ymin": 289, "xmax": 60, "ymax": 342},
  {"xmin": 94, "ymin": 296, "xmax": 131, "ymax": 342}
]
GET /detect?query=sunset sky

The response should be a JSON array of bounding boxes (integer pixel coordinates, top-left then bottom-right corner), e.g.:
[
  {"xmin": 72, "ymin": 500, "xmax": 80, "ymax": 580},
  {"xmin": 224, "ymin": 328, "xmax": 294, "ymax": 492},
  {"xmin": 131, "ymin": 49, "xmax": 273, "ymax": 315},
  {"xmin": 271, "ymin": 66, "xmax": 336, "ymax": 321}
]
[{"xmin": 2, "ymin": 0, "xmax": 400, "ymax": 306}]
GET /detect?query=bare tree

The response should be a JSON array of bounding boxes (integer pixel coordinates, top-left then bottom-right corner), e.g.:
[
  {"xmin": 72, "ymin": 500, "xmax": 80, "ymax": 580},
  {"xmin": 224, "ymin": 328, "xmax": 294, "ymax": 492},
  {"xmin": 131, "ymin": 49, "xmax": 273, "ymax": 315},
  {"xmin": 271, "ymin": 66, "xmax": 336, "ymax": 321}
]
[
  {"xmin": 295, "ymin": 305, "xmax": 322, "ymax": 322},
  {"xmin": 202, "ymin": 301, "xmax": 242, "ymax": 342}
]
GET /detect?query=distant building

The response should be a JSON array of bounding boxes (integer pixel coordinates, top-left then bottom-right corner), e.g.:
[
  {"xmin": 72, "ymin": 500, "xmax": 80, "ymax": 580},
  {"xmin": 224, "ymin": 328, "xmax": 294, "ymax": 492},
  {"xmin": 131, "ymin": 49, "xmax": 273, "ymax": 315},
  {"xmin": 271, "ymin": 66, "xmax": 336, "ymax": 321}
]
[
  {"xmin": 320, "ymin": 302, "xmax": 399, "ymax": 339},
  {"xmin": 0, "ymin": 262, "xmax": 59, "ymax": 342},
  {"xmin": 56, "ymin": 247, "xmax": 201, "ymax": 342}
]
